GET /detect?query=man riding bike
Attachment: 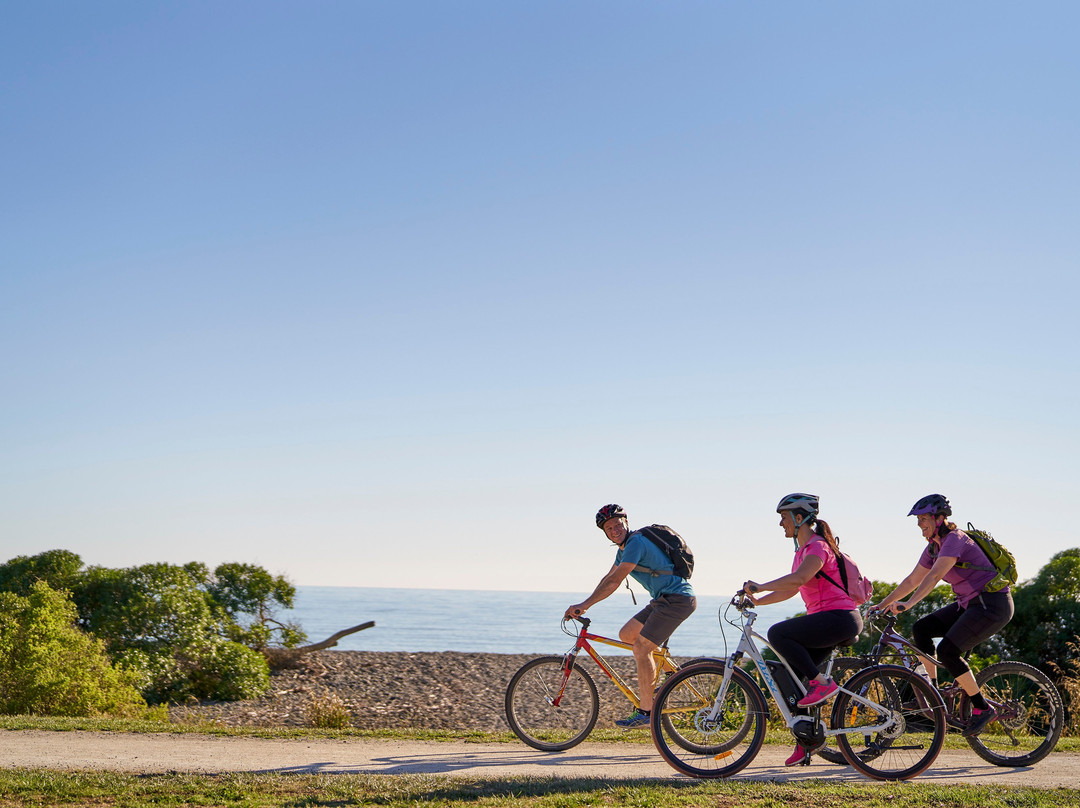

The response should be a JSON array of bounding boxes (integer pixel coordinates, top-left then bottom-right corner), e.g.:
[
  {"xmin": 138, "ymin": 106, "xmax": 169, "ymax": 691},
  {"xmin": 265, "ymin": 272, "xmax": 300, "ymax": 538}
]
[{"xmin": 565, "ymin": 504, "xmax": 696, "ymax": 729}]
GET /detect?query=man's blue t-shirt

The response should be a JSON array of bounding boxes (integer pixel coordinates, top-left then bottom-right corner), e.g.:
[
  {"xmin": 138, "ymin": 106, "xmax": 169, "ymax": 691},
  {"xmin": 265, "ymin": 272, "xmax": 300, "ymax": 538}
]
[{"xmin": 616, "ymin": 531, "xmax": 695, "ymax": 600}]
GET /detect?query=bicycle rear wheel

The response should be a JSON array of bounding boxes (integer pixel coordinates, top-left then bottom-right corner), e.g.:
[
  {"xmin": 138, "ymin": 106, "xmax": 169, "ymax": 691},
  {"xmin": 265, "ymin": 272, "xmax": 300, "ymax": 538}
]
[
  {"xmin": 505, "ymin": 655, "xmax": 599, "ymax": 751},
  {"xmin": 650, "ymin": 660, "xmax": 767, "ymax": 778},
  {"xmin": 832, "ymin": 664, "xmax": 946, "ymax": 780},
  {"xmin": 967, "ymin": 661, "xmax": 1064, "ymax": 766}
]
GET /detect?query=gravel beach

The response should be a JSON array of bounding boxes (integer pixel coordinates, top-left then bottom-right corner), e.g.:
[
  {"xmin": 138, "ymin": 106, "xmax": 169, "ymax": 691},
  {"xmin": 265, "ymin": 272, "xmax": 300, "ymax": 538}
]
[{"xmin": 168, "ymin": 650, "xmax": 652, "ymax": 730}]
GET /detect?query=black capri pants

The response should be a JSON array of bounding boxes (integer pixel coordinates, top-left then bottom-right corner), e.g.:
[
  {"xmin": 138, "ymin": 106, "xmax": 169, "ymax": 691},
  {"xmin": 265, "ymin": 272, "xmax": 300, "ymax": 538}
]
[
  {"xmin": 768, "ymin": 609, "xmax": 863, "ymax": 681},
  {"xmin": 912, "ymin": 590, "xmax": 1014, "ymax": 679}
]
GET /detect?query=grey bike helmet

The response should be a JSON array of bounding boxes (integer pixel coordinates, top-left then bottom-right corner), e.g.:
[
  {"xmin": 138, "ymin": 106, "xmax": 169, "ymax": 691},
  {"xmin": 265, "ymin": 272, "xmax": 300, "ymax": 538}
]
[
  {"xmin": 908, "ymin": 494, "xmax": 951, "ymax": 517},
  {"xmin": 776, "ymin": 493, "xmax": 819, "ymax": 516}
]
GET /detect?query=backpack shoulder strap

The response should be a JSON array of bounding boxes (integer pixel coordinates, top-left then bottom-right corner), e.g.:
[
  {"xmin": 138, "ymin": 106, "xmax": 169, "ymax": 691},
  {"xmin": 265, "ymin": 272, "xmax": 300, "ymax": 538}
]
[
  {"xmin": 949, "ymin": 528, "xmax": 996, "ymax": 573},
  {"xmin": 628, "ymin": 528, "xmax": 674, "ymax": 576},
  {"xmin": 815, "ymin": 569, "xmax": 848, "ymax": 594},
  {"xmin": 813, "ymin": 543, "xmax": 851, "ymax": 594}
]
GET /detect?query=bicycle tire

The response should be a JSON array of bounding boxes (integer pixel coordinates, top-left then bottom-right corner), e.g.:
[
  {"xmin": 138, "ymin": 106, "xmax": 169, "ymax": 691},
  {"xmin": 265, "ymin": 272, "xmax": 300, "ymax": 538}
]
[
  {"xmin": 505, "ymin": 655, "xmax": 599, "ymax": 751},
  {"xmin": 967, "ymin": 661, "xmax": 1065, "ymax": 766},
  {"xmin": 832, "ymin": 664, "xmax": 946, "ymax": 781},
  {"xmin": 650, "ymin": 660, "xmax": 768, "ymax": 779}
]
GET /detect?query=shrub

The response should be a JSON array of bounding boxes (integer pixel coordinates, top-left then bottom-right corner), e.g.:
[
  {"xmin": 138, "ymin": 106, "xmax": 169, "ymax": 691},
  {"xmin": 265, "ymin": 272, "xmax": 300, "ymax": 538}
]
[
  {"xmin": 0, "ymin": 552, "xmax": 296, "ymax": 706},
  {"xmin": 1046, "ymin": 641, "xmax": 1080, "ymax": 737},
  {"xmin": 75, "ymin": 563, "xmax": 273, "ymax": 703},
  {"xmin": 117, "ymin": 639, "xmax": 270, "ymax": 704},
  {"xmin": 305, "ymin": 690, "xmax": 352, "ymax": 729},
  {"xmin": 185, "ymin": 640, "xmax": 271, "ymax": 702},
  {"xmin": 0, "ymin": 582, "xmax": 147, "ymax": 717}
]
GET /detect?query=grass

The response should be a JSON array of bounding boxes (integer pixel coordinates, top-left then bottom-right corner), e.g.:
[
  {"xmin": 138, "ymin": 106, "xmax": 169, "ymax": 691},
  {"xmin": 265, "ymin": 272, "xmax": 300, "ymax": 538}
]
[
  {"xmin": 0, "ymin": 770, "xmax": 1078, "ymax": 808},
  {"xmin": 0, "ymin": 713, "xmax": 508, "ymax": 742},
  {"xmin": 1, "ymin": 717, "xmax": 1077, "ymax": 806}
]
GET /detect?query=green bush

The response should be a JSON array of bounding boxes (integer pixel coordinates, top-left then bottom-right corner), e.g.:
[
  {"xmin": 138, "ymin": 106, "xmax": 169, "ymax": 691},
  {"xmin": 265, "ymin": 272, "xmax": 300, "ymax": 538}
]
[
  {"xmin": 76, "ymin": 564, "xmax": 269, "ymax": 704},
  {"xmin": 0, "ymin": 582, "xmax": 147, "ymax": 717},
  {"xmin": 115, "ymin": 639, "xmax": 270, "ymax": 704},
  {"xmin": 181, "ymin": 640, "xmax": 271, "ymax": 702},
  {"xmin": 76, "ymin": 562, "xmax": 218, "ymax": 653},
  {"xmin": 0, "ymin": 553, "xmax": 298, "ymax": 709}
]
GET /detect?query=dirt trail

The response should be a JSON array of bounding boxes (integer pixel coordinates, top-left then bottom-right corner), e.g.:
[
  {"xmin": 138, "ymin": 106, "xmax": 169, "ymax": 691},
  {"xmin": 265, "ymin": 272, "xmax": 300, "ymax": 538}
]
[{"xmin": 2, "ymin": 731, "xmax": 1077, "ymax": 787}]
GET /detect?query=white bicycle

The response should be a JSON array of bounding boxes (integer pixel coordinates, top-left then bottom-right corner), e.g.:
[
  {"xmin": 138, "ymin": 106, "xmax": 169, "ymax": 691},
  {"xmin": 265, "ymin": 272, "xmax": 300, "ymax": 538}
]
[{"xmin": 649, "ymin": 591, "xmax": 947, "ymax": 781}]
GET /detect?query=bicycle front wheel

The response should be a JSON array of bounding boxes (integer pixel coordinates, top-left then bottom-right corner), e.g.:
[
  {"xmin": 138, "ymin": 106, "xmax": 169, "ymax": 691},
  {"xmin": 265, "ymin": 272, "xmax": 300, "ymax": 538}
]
[
  {"xmin": 832, "ymin": 664, "xmax": 946, "ymax": 781},
  {"xmin": 659, "ymin": 658, "xmax": 752, "ymax": 755},
  {"xmin": 650, "ymin": 660, "xmax": 767, "ymax": 779},
  {"xmin": 967, "ymin": 661, "xmax": 1064, "ymax": 766},
  {"xmin": 505, "ymin": 655, "xmax": 599, "ymax": 751}
]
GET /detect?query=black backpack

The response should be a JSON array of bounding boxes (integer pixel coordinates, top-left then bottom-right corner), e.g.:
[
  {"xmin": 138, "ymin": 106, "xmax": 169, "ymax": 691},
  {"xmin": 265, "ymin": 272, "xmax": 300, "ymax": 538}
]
[{"xmin": 633, "ymin": 524, "xmax": 695, "ymax": 580}]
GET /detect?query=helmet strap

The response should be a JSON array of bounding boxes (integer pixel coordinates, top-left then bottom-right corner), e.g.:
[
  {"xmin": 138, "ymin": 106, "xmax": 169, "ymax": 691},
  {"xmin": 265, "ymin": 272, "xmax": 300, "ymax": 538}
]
[{"xmin": 791, "ymin": 513, "xmax": 808, "ymax": 549}]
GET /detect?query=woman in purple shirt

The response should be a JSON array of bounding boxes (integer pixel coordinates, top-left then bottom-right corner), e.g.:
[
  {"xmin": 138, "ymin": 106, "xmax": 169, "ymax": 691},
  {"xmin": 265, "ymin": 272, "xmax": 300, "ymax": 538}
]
[{"xmin": 874, "ymin": 494, "xmax": 1014, "ymax": 739}]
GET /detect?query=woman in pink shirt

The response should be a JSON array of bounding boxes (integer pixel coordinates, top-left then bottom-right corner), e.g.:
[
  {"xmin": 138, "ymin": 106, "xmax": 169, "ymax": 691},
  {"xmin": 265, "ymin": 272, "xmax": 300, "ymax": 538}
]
[
  {"xmin": 743, "ymin": 493, "xmax": 863, "ymax": 766},
  {"xmin": 874, "ymin": 494, "xmax": 1014, "ymax": 739}
]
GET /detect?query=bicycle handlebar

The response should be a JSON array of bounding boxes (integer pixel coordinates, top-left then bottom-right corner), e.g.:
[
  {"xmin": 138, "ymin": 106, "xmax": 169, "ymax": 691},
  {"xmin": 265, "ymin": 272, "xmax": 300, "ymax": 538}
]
[
  {"xmin": 730, "ymin": 590, "xmax": 754, "ymax": 612},
  {"xmin": 563, "ymin": 614, "xmax": 591, "ymax": 631},
  {"xmin": 866, "ymin": 607, "xmax": 901, "ymax": 626}
]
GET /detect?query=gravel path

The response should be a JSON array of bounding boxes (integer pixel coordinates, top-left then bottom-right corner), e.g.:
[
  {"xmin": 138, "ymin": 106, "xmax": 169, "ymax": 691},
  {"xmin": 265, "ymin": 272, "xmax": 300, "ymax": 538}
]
[
  {"xmin": 2, "ymin": 731, "xmax": 1078, "ymax": 786},
  {"xmin": 4, "ymin": 652, "xmax": 1072, "ymax": 788}
]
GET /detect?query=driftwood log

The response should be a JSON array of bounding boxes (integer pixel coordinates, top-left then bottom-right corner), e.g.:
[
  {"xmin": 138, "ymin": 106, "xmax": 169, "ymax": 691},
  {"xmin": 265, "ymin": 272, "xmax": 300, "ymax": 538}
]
[{"xmin": 262, "ymin": 621, "xmax": 375, "ymax": 669}]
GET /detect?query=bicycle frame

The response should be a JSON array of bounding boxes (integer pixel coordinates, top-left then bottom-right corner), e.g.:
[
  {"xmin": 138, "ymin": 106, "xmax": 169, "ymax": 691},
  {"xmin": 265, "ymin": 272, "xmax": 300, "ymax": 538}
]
[
  {"xmin": 557, "ymin": 617, "xmax": 679, "ymax": 709},
  {"xmin": 705, "ymin": 598, "xmax": 900, "ymax": 738},
  {"xmin": 868, "ymin": 615, "xmax": 938, "ymax": 670},
  {"xmin": 860, "ymin": 614, "xmax": 974, "ymax": 729}
]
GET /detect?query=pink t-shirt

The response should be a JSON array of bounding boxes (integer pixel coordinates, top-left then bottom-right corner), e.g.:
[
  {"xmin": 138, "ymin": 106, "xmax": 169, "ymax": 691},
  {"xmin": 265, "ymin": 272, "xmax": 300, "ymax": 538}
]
[{"xmin": 795, "ymin": 539, "xmax": 858, "ymax": 614}]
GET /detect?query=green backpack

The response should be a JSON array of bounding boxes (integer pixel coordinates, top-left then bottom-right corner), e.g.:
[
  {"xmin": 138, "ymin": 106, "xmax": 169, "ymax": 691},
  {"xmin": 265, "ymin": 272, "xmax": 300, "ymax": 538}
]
[{"xmin": 957, "ymin": 523, "xmax": 1018, "ymax": 593}]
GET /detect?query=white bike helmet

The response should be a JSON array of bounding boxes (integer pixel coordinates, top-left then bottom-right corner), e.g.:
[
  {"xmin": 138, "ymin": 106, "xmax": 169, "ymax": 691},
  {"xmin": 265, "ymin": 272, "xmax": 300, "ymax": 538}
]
[{"xmin": 776, "ymin": 493, "xmax": 819, "ymax": 516}]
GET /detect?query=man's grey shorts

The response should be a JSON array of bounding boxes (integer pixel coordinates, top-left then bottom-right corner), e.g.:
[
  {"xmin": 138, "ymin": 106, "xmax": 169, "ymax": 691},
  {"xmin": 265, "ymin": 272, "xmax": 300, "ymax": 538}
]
[{"xmin": 632, "ymin": 593, "xmax": 697, "ymax": 645}]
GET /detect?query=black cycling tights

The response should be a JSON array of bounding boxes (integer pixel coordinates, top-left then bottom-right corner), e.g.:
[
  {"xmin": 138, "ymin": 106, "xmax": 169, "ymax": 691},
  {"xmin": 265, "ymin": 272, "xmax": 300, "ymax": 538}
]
[
  {"xmin": 768, "ymin": 609, "xmax": 863, "ymax": 681},
  {"xmin": 911, "ymin": 591, "xmax": 1014, "ymax": 679}
]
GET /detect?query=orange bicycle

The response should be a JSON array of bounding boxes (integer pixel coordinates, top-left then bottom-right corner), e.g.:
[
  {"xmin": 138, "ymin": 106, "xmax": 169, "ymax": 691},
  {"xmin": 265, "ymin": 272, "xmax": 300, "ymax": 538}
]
[{"xmin": 505, "ymin": 615, "xmax": 712, "ymax": 751}]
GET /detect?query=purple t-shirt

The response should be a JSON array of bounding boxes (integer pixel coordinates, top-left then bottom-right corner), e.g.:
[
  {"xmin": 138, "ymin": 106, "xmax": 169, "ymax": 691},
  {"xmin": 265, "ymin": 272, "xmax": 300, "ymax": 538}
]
[
  {"xmin": 919, "ymin": 529, "xmax": 1007, "ymax": 608},
  {"xmin": 795, "ymin": 539, "xmax": 858, "ymax": 614}
]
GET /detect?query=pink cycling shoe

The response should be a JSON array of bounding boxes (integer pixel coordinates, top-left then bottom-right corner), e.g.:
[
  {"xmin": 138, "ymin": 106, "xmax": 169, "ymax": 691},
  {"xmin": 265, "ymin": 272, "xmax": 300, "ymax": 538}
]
[
  {"xmin": 785, "ymin": 745, "xmax": 811, "ymax": 766},
  {"xmin": 796, "ymin": 678, "xmax": 838, "ymax": 708}
]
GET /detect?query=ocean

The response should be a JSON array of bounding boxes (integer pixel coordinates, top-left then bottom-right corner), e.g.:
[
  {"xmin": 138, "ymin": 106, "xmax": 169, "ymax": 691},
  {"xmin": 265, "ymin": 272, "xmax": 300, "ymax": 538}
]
[{"xmin": 281, "ymin": 586, "xmax": 798, "ymax": 657}]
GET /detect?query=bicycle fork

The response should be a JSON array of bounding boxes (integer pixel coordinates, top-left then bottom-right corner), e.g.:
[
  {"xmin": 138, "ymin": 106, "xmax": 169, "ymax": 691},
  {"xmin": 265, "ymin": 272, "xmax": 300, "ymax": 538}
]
[
  {"xmin": 545, "ymin": 648, "xmax": 582, "ymax": 707},
  {"xmin": 697, "ymin": 654, "xmax": 741, "ymax": 728}
]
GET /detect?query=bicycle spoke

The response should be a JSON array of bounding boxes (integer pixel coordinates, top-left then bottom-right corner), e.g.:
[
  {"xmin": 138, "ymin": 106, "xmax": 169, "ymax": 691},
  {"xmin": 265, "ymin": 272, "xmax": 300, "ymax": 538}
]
[
  {"xmin": 651, "ymin": 661, "xmax": 767, "ymax": 778},
  {"xmin": 967, "ymin": 661, "xmax": 1064, "ymax": 766},
  {"xmin": 833, "ymin": 665, "xmax": 945, "ymax": 780},
  {"xmin": 505, "ymin": 656, "xmax": 599, "ymax": 752}
]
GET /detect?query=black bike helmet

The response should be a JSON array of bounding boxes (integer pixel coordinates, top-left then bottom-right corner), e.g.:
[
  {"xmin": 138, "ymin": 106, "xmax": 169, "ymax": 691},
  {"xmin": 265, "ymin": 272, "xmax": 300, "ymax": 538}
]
[{"xmin": 595, "ymin": 503, "xmax": 627, "ymax": 528}]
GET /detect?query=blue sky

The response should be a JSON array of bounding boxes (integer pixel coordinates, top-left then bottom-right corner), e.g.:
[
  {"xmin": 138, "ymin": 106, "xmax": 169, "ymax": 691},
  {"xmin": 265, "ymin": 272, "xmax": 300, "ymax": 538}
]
[{"xmin": 2, "ymin": 2, "xmax": 1078, "ymax": 597}]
